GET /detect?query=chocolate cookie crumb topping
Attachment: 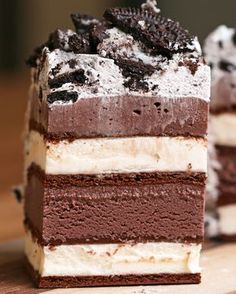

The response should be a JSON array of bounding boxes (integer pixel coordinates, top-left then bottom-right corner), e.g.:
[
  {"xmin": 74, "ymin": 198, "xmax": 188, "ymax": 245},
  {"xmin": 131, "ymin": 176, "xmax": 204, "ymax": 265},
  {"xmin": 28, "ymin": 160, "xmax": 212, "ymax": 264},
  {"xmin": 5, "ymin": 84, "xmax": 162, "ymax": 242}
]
[
  {"xmin": 179, "ymin": 59, "xmax": 199, "ymax": 75},
  {"xmin": 115, "ymin": 58, "xmax": 155, "ymax": 91},
  {"xmin": 71, "ymin": 14, "xmax": 100, "ymax": 34},
  {"xmin": 232, "ymin": 31, "xmax": 236, "ymax": 45},
  {"xmin": 218, "ymin": 40, "xmax": 223, "ymax": 49},
  {"xmin": 219, "ymin": 60, "xmax": 236, "ymax": 73},
  {"xmin": 47, "ymin": 91, "xmax": 78, "ymax": 104},
  {"xmin": 116, "ymin": 58, "xmax": 156, "ymax": 78},
  {"xmin": 67, "ymin": 34, "xmax": 91, "ymax": 54},
  {"xmin": 91, "ymin": 23, "xmax": 109, "ymax": 50},
  {"xmin": 26, "ymin": 29, "xmax": 91, "ymax": 67},
  {"xmin": 104, "ymin": 8, "xmax": 195, "ymax": 57},
  {"xmin": 68, "ymin": 59, "xmax": 77, "ymax": 69},
  {"xmin": 124, "ymin": 78, "xmax": 149, "ymax": 92},
  {"xmin": 48, "ymin": 69, "xmax": 87, "ymax": 89},
  {"xmin": 51, "ymin": 63, "xmax": 63, "ymax": 76}
]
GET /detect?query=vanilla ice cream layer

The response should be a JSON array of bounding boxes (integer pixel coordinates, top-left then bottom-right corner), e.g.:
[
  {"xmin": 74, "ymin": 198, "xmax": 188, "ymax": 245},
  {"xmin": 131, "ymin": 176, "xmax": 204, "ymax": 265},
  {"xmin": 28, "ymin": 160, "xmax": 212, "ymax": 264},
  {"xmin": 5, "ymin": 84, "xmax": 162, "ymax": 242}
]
[
  {"xmin": 25, "ymin": 231, "xmax": 201, "ymax": 277},
  {"xmin": 25, "ymin": 131, "xmax": 207, "ymax": 175},
  {"xmin": 218, "ymin": 205, "xmax": 236, "ymax": 236},
  {"xmin": 211, "ymin": 113, "xmax": 236, "ymax": 146}
]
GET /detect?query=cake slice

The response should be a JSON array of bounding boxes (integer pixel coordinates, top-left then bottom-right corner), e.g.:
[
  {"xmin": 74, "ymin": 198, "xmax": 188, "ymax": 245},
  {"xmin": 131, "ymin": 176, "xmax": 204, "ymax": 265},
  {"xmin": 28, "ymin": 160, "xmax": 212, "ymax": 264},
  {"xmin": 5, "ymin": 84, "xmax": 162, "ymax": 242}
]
[
  {"xmin": 24, "ymin": 1, "xmax": 210, "ymax": 288},
  {"xmin": 205, "ymin": 26, "xmax": 236, "ymax": 240}
]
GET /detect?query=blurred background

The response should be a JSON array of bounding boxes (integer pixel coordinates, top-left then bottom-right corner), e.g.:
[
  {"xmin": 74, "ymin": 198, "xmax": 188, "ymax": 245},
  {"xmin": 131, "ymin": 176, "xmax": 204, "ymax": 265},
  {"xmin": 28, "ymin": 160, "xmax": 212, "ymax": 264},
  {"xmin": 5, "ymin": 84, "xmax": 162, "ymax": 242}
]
[{"xmin": 1, "ymin": 0, "xmax": 236, "ymax": 242}]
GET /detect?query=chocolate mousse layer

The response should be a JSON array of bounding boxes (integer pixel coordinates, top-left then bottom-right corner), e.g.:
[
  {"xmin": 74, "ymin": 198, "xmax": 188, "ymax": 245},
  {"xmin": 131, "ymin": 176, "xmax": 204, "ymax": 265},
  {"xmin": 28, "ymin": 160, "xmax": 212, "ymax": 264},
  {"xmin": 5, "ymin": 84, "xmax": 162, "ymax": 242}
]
[
  {"xmin": 24, "ymin": 165, "xmax": 205, "ymax": 246},
  {"xmin": 29, "ymin": 94, "xmax": 208, "ymax": 140}
]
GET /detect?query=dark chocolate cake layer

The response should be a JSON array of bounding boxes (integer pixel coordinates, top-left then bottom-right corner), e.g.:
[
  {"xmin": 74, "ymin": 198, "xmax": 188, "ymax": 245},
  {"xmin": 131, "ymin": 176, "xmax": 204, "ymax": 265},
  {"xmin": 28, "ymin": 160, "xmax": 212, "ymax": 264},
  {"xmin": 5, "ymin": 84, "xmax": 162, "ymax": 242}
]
[
  {"xmin": 24, "ymin": 165, "xmax": 205, "ymax": 246},
  {"xmin": 221, "ymin": 234, "xmax": 236, "ymax": 242},
  {"xmin": 218, "ymin": 193, "xmax": 236, "ymax": 207},
  {"xmin": 215, "ymin": 145, "xmax": 236, "ymax": 207},
  {"xmin": 25, "ymin": 258, "xmax": 201, "ymax": 288},
  {"xmin": 216, "ymin": 145, "xmax": 236, "ymax": 184},
  {"xmin": 29, "ymin": 93, "xmax": 208, "ymax": 140}
]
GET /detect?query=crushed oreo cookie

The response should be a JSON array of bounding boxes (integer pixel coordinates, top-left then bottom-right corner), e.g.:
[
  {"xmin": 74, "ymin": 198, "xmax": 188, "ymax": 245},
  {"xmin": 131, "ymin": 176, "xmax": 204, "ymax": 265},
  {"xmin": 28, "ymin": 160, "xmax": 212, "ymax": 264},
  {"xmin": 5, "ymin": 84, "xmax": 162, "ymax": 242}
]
[
  {"xmin": 68, "ymin": 33, "xmax": 91, "ymax": 54},
  {"xmin": 26, "ymin": 43, "xmax": 47, "ymax": 67},
  {"xmin": 71, "ymin": 14, "xmax": 100, "ymax": 34},
  {"xmin": 104, "ymin": 8, "xmax": 195, "ymax": 57},
  {"xmin": 124, "ymin": 78, "xmax": 149, "ymax": 92},
  {"xmin": 232, "ymin": 31, "xmax": 236, "ymax": 46},
  {"xmin": 48, "ymin": 69, "xmax": 87, "ymax": 89},
  {"xmin": 12, "ymin": 186, "xmax": 23, "ymax": 203},
  {"xmin": 51, "ymin": 63, "xmax": 63, "ymax": 76},
  {"xmin": 218, "ymin": 40, "xmax": 223, "ymax": 49},
  {"xmin": 90, "ymin": 22, "xmax": 109, "ymax": 50},
  {"xmin": 219, "ymin": 60, "xmax": 236, "ymax": 73},
  {"xmin": 116, "ymin": 58, "xmax": 156, "ymax": 78},
  {"xmin": 68, "ymin": 59, "xmax": 77, "ymax": 69},
  {"xmin": 26, "ymin": 30, "xmax": 91, "ymax": 67},
  {"xmin": 178, "ymin": 58, "xmax": 199, "ymax": 75},
  {"xmin": 47, "ymin": 90, "xmax": 78, "ymax": 104},
  {"xmin": 115, "ymin": 58, "xmax": 153, "ymax": 91}
]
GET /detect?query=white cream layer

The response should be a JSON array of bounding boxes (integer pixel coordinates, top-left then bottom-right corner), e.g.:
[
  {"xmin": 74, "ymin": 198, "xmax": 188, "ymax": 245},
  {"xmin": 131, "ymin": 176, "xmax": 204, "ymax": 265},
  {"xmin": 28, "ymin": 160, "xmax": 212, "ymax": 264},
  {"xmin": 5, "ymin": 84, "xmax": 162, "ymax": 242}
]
[
  {"xmin": 25, "ymin": 232, "xmax": 201, "ymax": 277},
  {"xmin": 211, "ymin": 113, "xmax": 236, "ymax": 147},
  {"xmin": 218, "ymin": 205, "xmax": 236, "ymax": 236},
  {"xmin": 25, "ymin": 131, "xmax": 207, "ymax": 175}
]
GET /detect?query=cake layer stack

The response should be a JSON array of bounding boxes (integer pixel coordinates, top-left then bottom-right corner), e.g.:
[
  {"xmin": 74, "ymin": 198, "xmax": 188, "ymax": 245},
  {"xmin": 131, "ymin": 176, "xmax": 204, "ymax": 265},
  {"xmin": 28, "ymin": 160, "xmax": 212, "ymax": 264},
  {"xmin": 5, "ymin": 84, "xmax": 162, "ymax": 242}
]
[
  {"xmin": 24, "ymin": 2, "xmax": 210, "ymax": 288},
  {"xmin": 205, "ymin": 26, "xmax": 236, "ymax": 240}
]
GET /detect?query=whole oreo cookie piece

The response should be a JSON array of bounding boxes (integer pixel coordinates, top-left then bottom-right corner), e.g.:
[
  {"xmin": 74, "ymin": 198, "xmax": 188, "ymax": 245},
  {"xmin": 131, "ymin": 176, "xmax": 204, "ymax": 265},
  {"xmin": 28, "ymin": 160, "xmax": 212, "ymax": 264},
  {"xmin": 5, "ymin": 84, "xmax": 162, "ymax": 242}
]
[{"xmin": 104, "ymin": 8, "xmax": 195, "ymax": 57}]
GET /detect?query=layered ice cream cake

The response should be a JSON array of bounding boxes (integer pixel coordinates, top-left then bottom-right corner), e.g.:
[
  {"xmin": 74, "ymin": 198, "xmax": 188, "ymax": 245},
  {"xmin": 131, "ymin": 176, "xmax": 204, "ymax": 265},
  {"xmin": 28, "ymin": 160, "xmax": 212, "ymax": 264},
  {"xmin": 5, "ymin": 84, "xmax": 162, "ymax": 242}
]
[
  {"xmin": 24, "ymin": 1, "xmax": 210, "ymax": 288},
  {"xmin": 205, "ymin": 26, "xmax": 236, "ymax": 240}
]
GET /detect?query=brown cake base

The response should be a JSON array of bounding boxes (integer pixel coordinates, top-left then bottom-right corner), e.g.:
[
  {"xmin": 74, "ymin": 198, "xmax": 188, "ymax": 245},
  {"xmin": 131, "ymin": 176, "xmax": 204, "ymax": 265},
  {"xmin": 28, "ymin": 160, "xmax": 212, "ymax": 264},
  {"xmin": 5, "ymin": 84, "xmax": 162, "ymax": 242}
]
[
  {"xmin": 220, "ymin": 234, "xmax": 236, "ymax": 242},
  {"xmin": 25, "ymin": 258, "xmax": 201, "ymax": 288}
]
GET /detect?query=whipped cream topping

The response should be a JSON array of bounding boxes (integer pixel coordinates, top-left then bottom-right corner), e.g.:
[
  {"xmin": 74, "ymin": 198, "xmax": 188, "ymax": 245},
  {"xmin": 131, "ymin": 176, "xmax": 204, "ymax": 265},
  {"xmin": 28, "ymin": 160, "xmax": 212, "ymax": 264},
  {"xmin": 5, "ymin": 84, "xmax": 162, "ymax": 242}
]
[
  {"xmin": 35, "ymin": 46, "xmax": 210, "ymax": 104},
  {"xmin": 141, "ymin": 0, "xmax": 161, "ymax": 14}
]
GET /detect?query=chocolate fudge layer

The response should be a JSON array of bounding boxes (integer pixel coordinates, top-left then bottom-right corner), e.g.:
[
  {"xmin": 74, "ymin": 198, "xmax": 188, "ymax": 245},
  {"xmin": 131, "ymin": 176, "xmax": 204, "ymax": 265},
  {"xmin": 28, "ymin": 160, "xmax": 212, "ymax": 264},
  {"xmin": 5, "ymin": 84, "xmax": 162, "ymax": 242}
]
[
  {"xmin": 23, "ymin": 0, "xmax": 210, "ymax": 287},
  {"xmin": 204, "ymin": 26, "xmax": 236, "ymax": 239}
]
